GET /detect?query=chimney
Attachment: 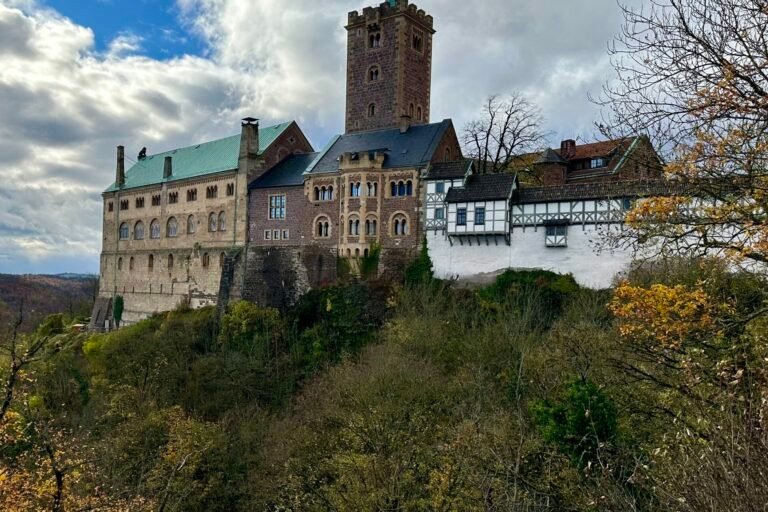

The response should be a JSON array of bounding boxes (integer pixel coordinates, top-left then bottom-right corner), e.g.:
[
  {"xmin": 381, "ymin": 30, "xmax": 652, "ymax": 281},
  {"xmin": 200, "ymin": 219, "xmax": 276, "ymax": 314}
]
[
  {"xmin": 399, "ymin": 114, "xmax": 412, "ymax": 134},
  {"xmin": 560, "ymin": 139, "xmax": 576, "ymax": 158},
  {"xmin": 163, "ymin": 156, "xmax": 173, "ymax": 179},
  {"xmin": 116, "ymin": 145, "xmax": 125, "ymax": 187},
  {"xmin": 239, "ymin": 117, "xmax": 260, "ymax": 176}
]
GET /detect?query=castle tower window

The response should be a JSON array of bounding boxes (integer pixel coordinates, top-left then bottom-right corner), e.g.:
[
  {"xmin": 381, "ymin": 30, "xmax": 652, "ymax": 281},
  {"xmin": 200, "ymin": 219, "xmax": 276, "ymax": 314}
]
[
  {"xmin": 148, "ymin": 254, "xmax": 154, "ymax": 271},
  {"xmin": 316, "ymin": 217, "xmax": 331, "ymax": 238},
  {"xmin": 368, "ymin": 103, "xmax": 376, "ymax": 118},
  {"xmin": 406, "ymin": 180, "xmax": 413, "ymax": 196},
  {"xmin": 117, "ymin": 257, "xmax": 123, "ymax": 271},
  {"xmin": 226, "ymin": 183, "xmax": 235, "ymax": 196},
  {"xmin": 417, "ymin": 106, "xmax": 423, "ymax": 121},
  {"xmin": 398, "ymin": 181, "xmax": 406, "ymax": 196},
  {"xmin": 350, "ymin": 182, "xmax": 361, "ymax": 197},
  {"xmin": 412, "ymin": 29, "xmax": 424, "ymax": 52},
  {"xmin": 269, "ymin": 195, "xmax": 286, "ymax": 219},
  {"xmin": 108, "ymin": 202, "xmax": 114, "ymax": 212},
  {"xmin": 150, "ymin": 219, "xmax": 160, "ymax": 239},
  {"xmin": 390, "ymin": 181, "xmax": 397, "ymax": 197},
  {"xmin": 169, "ymin": 192, "xmax": 178, "ymax": 204},
  {"xmin": 187, "ymin": 215, "xmax": 196, "ymax": 234},
  {"xmin": 366, "ymin": 218, "xmax": 378, "ymax": 236},
  {"xmin": 409, "ymin": 103, "xmax": 414, "ymax": 118},
  {"xmin": 348, "ymin": 218, "xmax": 360, "ymax": 236},
  {"xmin": 218, "ymin": 211, "xmax": 226, "ymax": 231},
  {"xmin": 168, "ymin": 254, "xmax": 174, "ymax": 269},
  {"xmin": 120, "ymin": 200, "xmax": 129, "ymax": 211},
  {"xmin": 206, "ymin": 186, "xmax": 218, "ymax": 199},
  {"xmin": 219, "ymin": 252, "xmax": 225, "ymax": 268},
  {"xmin": 368, "ymin": 27, "xmax": 381, "ymax": 49},
  {"xmin": 136, "ymin": 197, "xmax": 145, "ymax": 209},
  {"xmin": 152, "ymin": 195, "xmax": 161, "ymax": 206},
  {"xmin": 119, "ymin": 223, "xmax": 129, "ymax": 240},
  {"xmin": 166, "ymin": 217, "xmax": 178, "ymax": 238},
  {"xmin": 368, "ymin": 65, "xmax": 380, "ymax": 82},
  {"xmin": 187, "ymin": 188, "xmax": 197, "ymax": 202},
  {"xmin": 129, "ymin": 257, "xmax": 135, "ymax": 271},
  {"xmin": 314, "ymin": 187, "xmax": 320, "ymax": 201},
  {"xmin": 202, "ymin": 253, "xmax": 210, "ymax": 268},
  {"xmin": 208, "ymin": 213, "xmax": 217, "ymax": 232},
  {"xmin": 134, "ymin": 221, "xmax": 145, "ymax": 240},
  {"xmin": 367, "ymin": 182, "xmax": 378, "ymax": 197}
]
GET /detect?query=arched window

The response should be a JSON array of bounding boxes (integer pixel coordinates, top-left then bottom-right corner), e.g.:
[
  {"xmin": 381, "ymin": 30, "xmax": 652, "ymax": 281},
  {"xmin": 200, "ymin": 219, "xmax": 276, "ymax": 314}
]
[
  {"xmin": 366, "ymin": 218, "xmax": 378, "ymax": 236},
  {"xmin": 168, "ymin": 254, "xmax": 174, "ymax": 269},
  {"xmin": 316, "ymin": 217, "xmax": 331, "ymax": 238},
  {"xmin": 148, "ymin": 254, "xmax": 154, "ymax": 271},
  {"xmin": 119, "ymin": 223, "xmax": 129, "ymax": 240},
  {"xmin": 208, "ymin": 213, "xmax": 217, "ymax": 232},
  {"xmin": 320, "ymin": 186, "xmax": 327, "ymax": 201},
  {"xmin": 327, "ymin": 186, "xmax": 334, "ymax": 200},
  {"xmin": 367, "ymin": 182, "xmax": 378, "ymax": 197},
  {"xmin": 134, "ymin": 221, "xmax": 145, "ymax": 240},
  {"xmin": 117, "ymin": 257, "xmax": 123, "ymax": 271},
  {"xmin": 202, "ymin": 252, "xmax": 210, "ymax": 268},
  {"xmin": 392, "ymin": 214, "xmax": 409, "ymax": 236},
  {"xmin": 219, "ymin": 252, "xmax": 225, "ymax": 268},
  {"xmin": 218, "ymin": 211, "xmax": 226, "ymax": 231},
  {"xmin": 444, "ymin": 147, "xmax": 452, "ymax": 161},
  {"xmin": 187, "ymin": 215, "xmax": 196, "ymax": 235},
  {"xmin": 417, "ymin": 106, "xmax": 422, "ymax": 121},
  {"xmin": 368, "ymin": 66, "xmax": 380, "ymax": 82},
  {"xmin": 350, "ymin": 182, "xmax": 361, "ymax": 197},
  {"xmin": 390, "ymin": 181, "xmax": 397, "ymax": 197},
  {"xmin": 406, "ymin": 180, "xmax": 413, "ymax": 196},
  {"xmin": 129, "ymin": 256, "xmax": 135, "ymax": 271},
  {"xmin": 398, "ymin": 181, "xmax": 406, "ymax": 196},
  {"xmin": 166, "ymin": 217, "xmax": 178, "ymax": 238},
  {"xmin": 368, "ymin": 103, "xmax": 376, "ymax": 117},
  {"xmin": 314, "ymin": 187, "xmax": 320, "ymax": 201},
  {"xmin": 409, "ymin": 103, "xmax": 414, "ymax": 118},
  {"xmin": 150, "ymin": 219, "xmax": 160, "ymax": 239},
  {"xmin": 348, "ymin": 218, "xmax": 360, "ymax": 236}
]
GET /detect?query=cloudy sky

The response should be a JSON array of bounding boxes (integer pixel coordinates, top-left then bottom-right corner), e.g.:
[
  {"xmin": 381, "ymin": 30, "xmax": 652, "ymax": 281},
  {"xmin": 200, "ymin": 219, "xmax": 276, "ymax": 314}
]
[{"xmin": 0, "ymin": 0, "xmax": 642, "ymax": 275}]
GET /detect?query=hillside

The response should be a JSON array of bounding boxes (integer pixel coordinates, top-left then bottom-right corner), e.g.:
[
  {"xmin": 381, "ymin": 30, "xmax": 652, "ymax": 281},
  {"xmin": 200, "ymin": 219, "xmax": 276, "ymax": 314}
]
[
  {"xmin": 1, "ymin": 260, "xmax": 766, "ymax": 511},
  {"xmin": 0, "ymin": 274, "xmax": 98, "ymax": 333}
]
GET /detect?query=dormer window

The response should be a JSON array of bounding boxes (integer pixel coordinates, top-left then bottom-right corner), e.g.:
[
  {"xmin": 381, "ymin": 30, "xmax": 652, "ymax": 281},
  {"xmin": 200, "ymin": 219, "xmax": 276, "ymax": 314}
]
[{"xmin": 591, "ymin": 158, "xmax": 609, "ymax": 169}]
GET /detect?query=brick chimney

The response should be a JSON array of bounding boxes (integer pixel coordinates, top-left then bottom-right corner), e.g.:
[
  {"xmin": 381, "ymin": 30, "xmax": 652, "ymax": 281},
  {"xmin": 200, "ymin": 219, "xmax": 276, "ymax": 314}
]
[
  {"xmin": 560, "ymin": 139, "xmax": 576, "ymax": 158},
  {"xmin": 115, "ymin": 145, "xmax": 125, "ymax": 187},
  {"xmin": 163, "ymin": 156, "xmax": 173, "ymax": 179},
  {"xmin": 399, "ymin": 114, "xmax": 412, "ymax": 134},
  {"xmin": 238, "ymin": 117, "xmax": 261, "ymax": 178}
]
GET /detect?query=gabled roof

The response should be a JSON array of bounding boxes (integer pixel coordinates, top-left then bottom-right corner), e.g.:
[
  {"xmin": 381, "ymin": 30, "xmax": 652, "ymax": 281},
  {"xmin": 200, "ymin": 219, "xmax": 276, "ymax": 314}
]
[
  {"xmin": 249, "ymin": 152, "xmax": 319, "ymax": 189},
  {"xmin": 445, "ymin": 173, "xmax": 517, "ymax": 203},
  {"xmin": 106, "ymin": 121, "xmax": 294, "ymax": 192},
  {"xmin": 425, "ymin": 159, "xmax": 473, "ymax": 180},
  {"xmin": 514, "ymin": 179, "xmax": 678, "ymax": 204},
  {"xmin": 556, "ymin": 138, "xmax": 635, "ymax": 161},
  {"xmin": 306, "ymin": 120, "xmax": 452, "ymax": 175}
]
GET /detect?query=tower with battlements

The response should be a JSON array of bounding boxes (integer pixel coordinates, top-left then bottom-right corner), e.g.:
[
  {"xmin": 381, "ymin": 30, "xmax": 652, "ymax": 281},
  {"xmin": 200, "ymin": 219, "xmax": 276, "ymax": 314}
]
[{"xmin": 345, "ymin": 0, "xmax": 435, "ymax": 133}]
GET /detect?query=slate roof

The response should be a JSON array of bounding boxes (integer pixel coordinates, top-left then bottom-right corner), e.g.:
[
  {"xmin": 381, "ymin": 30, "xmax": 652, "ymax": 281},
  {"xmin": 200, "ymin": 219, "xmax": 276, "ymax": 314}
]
[
  {"xmin": 249, "ymin": 152, "xmax": 319, "ymax": 189},
  {"xmin": 106, "ymin": 121, "xmax": 293, "ymax": 192},
  {"xmin": 306, "ymin": 120, "xmax": 451, "ymax": 175},
  {"xmin": 514, "ymin": 180, "xmax": 679, "ymax": 204},
  {"xmin": 425, "ymin": 159, "xmax": 473, "ymax": 179},
  {"xmin": 445, "ymin": 173, "xmax": 517, "ymax": 203}
]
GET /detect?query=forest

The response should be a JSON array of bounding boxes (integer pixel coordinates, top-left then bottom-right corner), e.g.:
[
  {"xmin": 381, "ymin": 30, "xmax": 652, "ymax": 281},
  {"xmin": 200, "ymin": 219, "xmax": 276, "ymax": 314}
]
[{"xmin": 1, "ymin": 251, "xmax": 767, "ymax": 511}]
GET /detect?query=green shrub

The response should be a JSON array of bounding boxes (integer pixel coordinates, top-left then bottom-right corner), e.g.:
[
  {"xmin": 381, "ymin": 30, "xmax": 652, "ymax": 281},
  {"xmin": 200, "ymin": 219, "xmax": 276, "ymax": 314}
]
[{"xmin": 404, "ymin": 238, "xmax": 434, "ymax": 286}]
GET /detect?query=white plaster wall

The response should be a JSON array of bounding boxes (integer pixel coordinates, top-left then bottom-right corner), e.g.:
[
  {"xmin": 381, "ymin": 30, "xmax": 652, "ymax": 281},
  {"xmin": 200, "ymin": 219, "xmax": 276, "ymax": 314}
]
[{"xmin": 428, "ymin": 225, "xmax": 633, "ymax": 289}]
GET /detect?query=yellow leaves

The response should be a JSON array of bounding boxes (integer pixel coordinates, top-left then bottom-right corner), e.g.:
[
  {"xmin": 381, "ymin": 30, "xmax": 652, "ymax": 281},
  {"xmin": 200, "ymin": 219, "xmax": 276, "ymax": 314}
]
[
  {"xmin": 609, "ymin": 282, "xmax": 727, "ymax": 350},
  {"xmin": 626, "ymin": 196, "xmax": 690, "ymax": 227}
]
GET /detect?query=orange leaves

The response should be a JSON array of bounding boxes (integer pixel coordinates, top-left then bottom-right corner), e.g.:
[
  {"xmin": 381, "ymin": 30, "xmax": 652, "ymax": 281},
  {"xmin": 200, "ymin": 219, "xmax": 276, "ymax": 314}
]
[
  {"xmin": 625, "ymin": 196, "xmax": 690, "ymax": 227},
  {"xmin": 609, "ymin": 282, "xmax": 726, "ymax": 350}
]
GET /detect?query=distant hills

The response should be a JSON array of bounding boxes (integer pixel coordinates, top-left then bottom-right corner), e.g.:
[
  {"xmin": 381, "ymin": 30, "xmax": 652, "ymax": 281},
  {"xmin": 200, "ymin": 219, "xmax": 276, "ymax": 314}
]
[{"xmin": 0, "ymin": 273, "xmax": 99, "ymax": 333}]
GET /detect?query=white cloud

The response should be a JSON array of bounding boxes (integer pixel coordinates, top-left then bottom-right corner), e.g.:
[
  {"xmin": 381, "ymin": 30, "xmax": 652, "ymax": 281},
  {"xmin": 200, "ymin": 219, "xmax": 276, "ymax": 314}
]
[{"xmin": 0, "ymin": 0, "xmax": 645, "ymax": 274}]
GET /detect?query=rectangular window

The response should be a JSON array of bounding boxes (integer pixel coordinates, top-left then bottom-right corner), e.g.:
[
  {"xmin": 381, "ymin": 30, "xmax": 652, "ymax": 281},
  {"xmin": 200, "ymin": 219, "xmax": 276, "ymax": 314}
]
[
  {"xmin": 545, "ymin": 225, "xmax": 568, "ymax": 247},
  {"xmin": 435, "ymin": 207, "xmax": 445, "ymax": 220},
  {"xmin": 273, "ymin": 229, "xmax": 281, "ymax": 241},
  {"xmin": 269, "ymin": 195, "xmax": 286, "ymax": 220},
  {"xmin": 264, "ymin": 230, "xmax": 272, "ymax": 241},
  {"xmin": 435, "ymin": 182, "xmax": 445, "ymax": 194},
  {"xmin": 457, "ymin": 208, "xmax": 467, "ymax": 226},
  {"xmin": 282, "ymin": 229, "xmax": 290, "ymax": 240},
  {"xmin": 475, "ymin": 207, "xmax": 486, "ymax": 225},
  {"xmin": 591, "ymin": 158, "xmax": 608, "ymax": 169}
]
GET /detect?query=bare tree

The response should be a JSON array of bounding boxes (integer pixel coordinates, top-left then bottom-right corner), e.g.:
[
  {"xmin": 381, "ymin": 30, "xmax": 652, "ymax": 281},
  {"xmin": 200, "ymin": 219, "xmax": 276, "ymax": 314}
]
[
  {"xmin": 596, "ymin": 0, "xmax": 768, "ymax": 267},
  {"xmin": 462, "ymin": 94, "xmax": 548, "ymax": 174}
]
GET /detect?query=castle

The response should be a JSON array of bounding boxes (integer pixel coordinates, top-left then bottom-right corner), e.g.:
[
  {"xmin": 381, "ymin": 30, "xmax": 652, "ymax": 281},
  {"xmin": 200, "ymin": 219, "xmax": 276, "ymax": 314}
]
[{"xmin": 91, "ymin": 0, "xmax": 663, "ymax": 330}]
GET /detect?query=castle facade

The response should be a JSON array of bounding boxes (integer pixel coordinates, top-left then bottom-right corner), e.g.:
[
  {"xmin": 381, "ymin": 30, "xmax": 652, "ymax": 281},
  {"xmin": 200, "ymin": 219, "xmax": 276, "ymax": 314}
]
[{"xmin": 91, "ymin": 0, "xmax": 663, "ymax": 330}]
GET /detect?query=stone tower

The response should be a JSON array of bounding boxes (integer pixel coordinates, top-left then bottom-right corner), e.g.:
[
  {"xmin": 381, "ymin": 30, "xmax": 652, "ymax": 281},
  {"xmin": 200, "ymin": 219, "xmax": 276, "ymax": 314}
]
[{"xmin": 345, "ymin": 0, "xmax": 435, "ymax": 133}]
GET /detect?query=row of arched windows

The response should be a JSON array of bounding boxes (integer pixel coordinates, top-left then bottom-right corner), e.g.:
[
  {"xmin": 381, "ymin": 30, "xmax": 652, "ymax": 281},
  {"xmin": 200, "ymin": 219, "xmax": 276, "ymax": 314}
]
[
  {"xmin": 408, "ymin": 103, "xmax": 424, "ymax": 122},
  {"xmin": 313, "ymin": 186, "xmax": 334, "ymax": 201},
  {"xmin": 390, "ymin": 180, "xmax": 414, "ymax": 197},
  {"xmin": 346, "ymin": 217, "xmax": 379, "ymax": 236},
  {"xmin": 119, "ymin": 212, "xmax": 226, "ymax": 241},
  {"xmin": 348, "ymin": 182, "xmax": 379, "ymax": 198},
  {"xmin": 116, "ymin": 252, "xmax": 225, "ymax": 272}
]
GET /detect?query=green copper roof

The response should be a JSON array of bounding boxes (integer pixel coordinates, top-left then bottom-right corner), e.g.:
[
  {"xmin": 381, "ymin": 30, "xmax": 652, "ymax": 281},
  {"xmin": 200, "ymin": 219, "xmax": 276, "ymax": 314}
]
[{"xmin": 106, "ymin": 121, "xmax": 293, "ymax": 192}]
